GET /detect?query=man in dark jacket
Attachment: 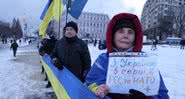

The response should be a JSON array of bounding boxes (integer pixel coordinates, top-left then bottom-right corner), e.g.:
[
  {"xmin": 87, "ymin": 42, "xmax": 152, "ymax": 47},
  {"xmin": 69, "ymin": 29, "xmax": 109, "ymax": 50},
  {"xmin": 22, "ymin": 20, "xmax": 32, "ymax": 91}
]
[
  {"xmin": 39, "ymin": 34, "xmax": 57, "ymax": 88},
  {"xmin": 10, "ymin": 40, "xmax": 19, "ymax": 57},
  {"xmin": 52, "ymin": 21, "xmax": 91, "ymax": 83}
]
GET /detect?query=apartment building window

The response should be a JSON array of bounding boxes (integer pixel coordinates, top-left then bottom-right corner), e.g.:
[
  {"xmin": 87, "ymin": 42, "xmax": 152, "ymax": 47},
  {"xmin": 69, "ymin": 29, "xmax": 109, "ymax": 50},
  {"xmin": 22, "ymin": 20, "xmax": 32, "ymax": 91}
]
[
  {"xmin": 87, "ymin": 15, "xmax": 89, "ymax": 20},
  {"xmin": 100, "ymin": 23, "xmax": 102, "ymax": 27},
  {"xmin": 87, "ymin": 28, "xmax": 89, "ymax": 33},
  {"xmin": 164, "ymin": 10, "xmax": 167, "ymax": 14},
  {"xmin": 83, "ymin": 23, "xmax": 85, "ymax": 27},
  {"xmin": 155, "ymin": 10, "xmax": 157, "ymax": 14},
  {"xmin": 179, "ymin": 2, "xmax": 182, "ymax": 5}
]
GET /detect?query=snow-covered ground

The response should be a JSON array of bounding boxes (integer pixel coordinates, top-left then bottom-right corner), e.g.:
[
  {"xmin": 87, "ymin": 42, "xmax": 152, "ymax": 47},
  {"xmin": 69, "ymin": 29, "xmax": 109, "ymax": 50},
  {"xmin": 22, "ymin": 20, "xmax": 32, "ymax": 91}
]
[
  {"xmin": 0, "ymin": 42, "xmax": 185, "ymax": 99},
  {"xmin": 0, "ymin": 42, "xmax": 55, "ymax": 99}
]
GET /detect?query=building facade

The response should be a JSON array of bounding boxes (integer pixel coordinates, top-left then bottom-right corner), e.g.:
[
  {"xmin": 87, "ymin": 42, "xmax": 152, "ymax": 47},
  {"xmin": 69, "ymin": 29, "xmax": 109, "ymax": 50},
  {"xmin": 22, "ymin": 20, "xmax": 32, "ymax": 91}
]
[
  {"xmin": 54, "ymin": 11, "xmax": 110, "ymax": 40},
  {"xmin": 141, "ymin": 0, "xmax": 185, "ymax": 40}
]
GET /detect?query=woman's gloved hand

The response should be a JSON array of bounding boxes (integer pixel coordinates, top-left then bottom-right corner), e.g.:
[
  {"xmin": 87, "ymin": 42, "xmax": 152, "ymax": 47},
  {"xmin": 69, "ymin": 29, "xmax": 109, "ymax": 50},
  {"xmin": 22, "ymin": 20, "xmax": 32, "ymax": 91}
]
[{"xmin": 129, "ymin": 89, "xmax": 147, "ymax": 99}]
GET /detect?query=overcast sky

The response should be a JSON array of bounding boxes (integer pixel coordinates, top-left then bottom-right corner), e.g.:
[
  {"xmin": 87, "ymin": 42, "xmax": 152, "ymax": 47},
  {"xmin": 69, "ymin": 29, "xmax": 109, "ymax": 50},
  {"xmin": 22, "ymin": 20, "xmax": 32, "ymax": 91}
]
[
  {"xmin": 84, "ymin": 0, "xmax": 147, "ymax": 19},
  {"xmin": 0, "ymin": 0, "xmax": 147, "ymax": 30}
]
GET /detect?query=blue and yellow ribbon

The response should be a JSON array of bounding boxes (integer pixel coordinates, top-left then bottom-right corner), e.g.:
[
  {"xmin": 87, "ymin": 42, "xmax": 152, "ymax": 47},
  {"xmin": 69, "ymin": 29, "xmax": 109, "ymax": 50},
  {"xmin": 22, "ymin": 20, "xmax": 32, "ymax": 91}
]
[{"xmin": 40, "ymin": 55, "xmax": 102, "ymax": 99}]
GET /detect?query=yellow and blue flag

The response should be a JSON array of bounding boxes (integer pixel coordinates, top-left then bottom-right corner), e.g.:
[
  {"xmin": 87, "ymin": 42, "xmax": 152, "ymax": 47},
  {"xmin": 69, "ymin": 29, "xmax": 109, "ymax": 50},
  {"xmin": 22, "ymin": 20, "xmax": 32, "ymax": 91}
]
[
  {"xmin": 39, "ymin": 0, "xmax": 64, "ymax": 37},
  {"xmin": 41, "ymin": 55, "xmax": 111, "ymax": 99},
  {"xmin": 63, "ymin": 0, "xmax": 88, "ymax": 19},
  {"xmin": 40, "ymin": 0, "xmax": 52, "ymax": 20}
]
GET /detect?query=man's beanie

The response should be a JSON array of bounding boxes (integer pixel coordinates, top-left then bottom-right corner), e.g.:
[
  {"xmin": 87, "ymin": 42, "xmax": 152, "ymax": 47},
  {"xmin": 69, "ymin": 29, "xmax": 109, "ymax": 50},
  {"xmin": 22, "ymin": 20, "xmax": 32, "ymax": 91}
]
[
  {"xmin": 113, "ymin": 19, "xmax": 135, "ymax": 33},
  {"xmin": 64, "ymin": 21, "xmax": 78, "ymax": 33}
]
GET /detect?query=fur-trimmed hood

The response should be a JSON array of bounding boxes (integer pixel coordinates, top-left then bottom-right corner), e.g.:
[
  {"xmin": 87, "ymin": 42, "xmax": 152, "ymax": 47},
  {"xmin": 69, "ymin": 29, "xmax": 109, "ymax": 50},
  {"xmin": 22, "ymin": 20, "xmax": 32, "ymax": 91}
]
[{"xmin": 106, "ymin": 13, "xmax": 143, "ymax": 53}]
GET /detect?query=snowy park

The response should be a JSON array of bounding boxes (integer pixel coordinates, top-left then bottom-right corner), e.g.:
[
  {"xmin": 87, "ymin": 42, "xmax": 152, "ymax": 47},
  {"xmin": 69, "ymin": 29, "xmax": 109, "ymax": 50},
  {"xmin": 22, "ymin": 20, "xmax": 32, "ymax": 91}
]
[{"xmin": 0, "ymin": 42, "xmax": 185, "ymax": 99}]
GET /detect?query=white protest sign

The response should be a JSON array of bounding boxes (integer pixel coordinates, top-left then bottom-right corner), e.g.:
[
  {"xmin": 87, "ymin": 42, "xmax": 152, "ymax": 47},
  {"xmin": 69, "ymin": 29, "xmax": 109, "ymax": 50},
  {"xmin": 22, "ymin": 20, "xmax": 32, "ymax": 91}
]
[{"xmin": 106, "ymin": 52, "xmax": 160, "ymax": 96}]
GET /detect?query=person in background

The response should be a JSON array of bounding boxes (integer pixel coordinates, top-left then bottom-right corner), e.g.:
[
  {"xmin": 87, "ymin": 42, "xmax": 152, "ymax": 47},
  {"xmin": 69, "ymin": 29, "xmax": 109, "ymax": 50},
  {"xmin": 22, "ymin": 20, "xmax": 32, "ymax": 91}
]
[
  {"xmin": 10, "ymin": 40, "xmax": 19, "ymax": 57},
  {"xmin": 153, "ymin": 39, "xmax": 158, "ymax": 50},
  {"xmin": 85, "ymin": 13, "xmax": 169, "ymax": 99},
  {"xmin": 19, "ymin": 39, "xmax": 22, "ymax": 45},
  {"xmin": 52, "ymin": 21, "xmax": 91, "ymax": 83},
  {"xmin": 180, "ymin": 39, "xmax": 185, "ymax": 50},
  {"xmin": 94, "ymin": 39, "xmax": 97, "ymax": 47}
]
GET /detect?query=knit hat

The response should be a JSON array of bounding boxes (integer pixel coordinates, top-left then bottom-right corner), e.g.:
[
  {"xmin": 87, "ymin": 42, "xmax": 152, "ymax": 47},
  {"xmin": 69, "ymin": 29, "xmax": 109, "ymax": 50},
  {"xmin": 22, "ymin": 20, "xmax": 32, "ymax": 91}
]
[
  {"xmin": 64, "ymin": 21, "xmax": 78, "ymax": 33},
  {"xmin": 113, "ymin": 19, "xmax": 135, "ymax": 33}
]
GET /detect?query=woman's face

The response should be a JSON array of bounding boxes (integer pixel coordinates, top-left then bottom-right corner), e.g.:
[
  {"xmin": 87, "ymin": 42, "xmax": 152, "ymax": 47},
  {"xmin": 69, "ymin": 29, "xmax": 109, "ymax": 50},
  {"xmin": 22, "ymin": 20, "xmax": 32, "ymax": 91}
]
[
  {"xmin": 113, "ymin": 27, "xmax": 135, "ymax": 50},
  {"xmin": 65, "ymin": 27, "xmax": 77, "ymax": 38}
]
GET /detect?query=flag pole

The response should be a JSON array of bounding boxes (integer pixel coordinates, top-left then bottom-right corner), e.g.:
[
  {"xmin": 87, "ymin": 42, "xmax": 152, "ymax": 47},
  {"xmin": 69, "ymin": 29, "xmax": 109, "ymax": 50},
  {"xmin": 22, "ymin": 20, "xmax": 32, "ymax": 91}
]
[
  {"xmin": 58, "ymin": 0, "xmax": 62, "ymax": 38},
  {"xmin": 66, "ymin": 0, "xmax": 69, "ymax": 25}
]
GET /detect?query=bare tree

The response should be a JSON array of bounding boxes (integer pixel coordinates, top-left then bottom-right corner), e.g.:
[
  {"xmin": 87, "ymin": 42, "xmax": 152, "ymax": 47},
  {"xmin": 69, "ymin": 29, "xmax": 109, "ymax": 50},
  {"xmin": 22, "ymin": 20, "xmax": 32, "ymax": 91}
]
[
  {"xmin": 0, "ymin": 21, "xmax": 11, "ymax": 38},
  {"xmin": 11, "ymin": 18, "xmax": 23, "ymax": 39},
  {"xmin": 11, "ymin": 18, "xmax": 17, "ymax": 38},
  {"xmin": 158, "ymin": 13, "xmax": 174, "ymax": 37},
  {"xmin": 15, "ymin": 19, "xmax": 23, "ymax": 39},
  {"xmin": 171, "ymin": 5, "xmax": 185, "ymax": 37}
]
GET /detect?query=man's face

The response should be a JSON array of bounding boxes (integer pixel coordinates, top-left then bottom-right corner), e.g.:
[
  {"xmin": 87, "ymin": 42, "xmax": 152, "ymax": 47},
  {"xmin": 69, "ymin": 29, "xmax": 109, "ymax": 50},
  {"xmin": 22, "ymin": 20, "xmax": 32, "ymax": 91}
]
[
  {"xmin": 65, "ymin": 27, "xmax": 77, "ymax": 38},
  {"xmin": 113, "ymin": 27, "xmax": 135, "ymax": 50}
]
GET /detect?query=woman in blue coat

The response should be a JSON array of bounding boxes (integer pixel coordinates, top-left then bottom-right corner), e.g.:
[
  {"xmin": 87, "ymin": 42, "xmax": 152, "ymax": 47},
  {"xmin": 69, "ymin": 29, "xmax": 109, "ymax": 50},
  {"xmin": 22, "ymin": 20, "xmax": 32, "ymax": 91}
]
[{"xmin": 85, "ymin": 13, "xmax": 169, "ymax": 99}]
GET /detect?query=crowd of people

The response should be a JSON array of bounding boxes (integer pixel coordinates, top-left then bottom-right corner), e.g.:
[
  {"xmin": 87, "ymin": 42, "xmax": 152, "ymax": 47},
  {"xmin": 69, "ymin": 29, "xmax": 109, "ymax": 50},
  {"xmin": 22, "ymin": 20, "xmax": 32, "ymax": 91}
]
[{"xmin": 38, "ymin": 13, "xmax": 170, "ymax": 99}]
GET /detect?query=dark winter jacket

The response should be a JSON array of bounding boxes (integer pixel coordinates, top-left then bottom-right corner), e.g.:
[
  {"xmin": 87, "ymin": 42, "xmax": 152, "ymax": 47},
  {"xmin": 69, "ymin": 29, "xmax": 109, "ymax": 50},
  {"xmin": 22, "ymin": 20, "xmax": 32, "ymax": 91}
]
[
  {"xmin": 85, "ymin": 13, "xmax": 169, "ymax": 99},
  {"xmin": 39, "ymin": 37, "xmax": 57, "ymax": 56},
  {"xmin": 10, "ymin": 42, "xmax": 18, "ymax": 50},
  {"xmin": 52, "ymin": 36, "xmax": 91, "ymax": 82}
]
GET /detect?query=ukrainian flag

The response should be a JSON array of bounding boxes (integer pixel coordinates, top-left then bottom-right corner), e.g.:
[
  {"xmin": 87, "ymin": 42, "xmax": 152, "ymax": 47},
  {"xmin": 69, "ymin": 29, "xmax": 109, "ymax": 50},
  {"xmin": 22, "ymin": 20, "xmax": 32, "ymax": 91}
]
[
  {"xmin": 63, "ymin": 0, "xmax": 88, "ymax": 19},
  {"xmin": 40, "ymin": 0, "xmax": 52, "ymax": 20},
  {"xmin": 39, "ymin": 0, "xmax": 64, "ymax": 37},
  {"xmin": 40, "ymin": 55, "xmax": 108, "ymax": 99}
]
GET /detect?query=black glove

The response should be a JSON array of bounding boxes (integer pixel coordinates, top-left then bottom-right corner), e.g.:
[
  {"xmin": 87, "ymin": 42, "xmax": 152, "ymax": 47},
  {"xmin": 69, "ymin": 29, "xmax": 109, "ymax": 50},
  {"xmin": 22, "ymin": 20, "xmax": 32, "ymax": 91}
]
[
  {"xmin": 39, "ymin": 47, "xmax": 46, "ymax": 56},
  {"xmin": 129, "ymin": 89, "xmax": 147, "ymax": 99},
  {"xmin": 80, "ymin": 70, "xmax": 88, "ymax": 83},
  {"xmin": 52, "ymin": 58, "xmax": 63, "ymax": 70}
]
